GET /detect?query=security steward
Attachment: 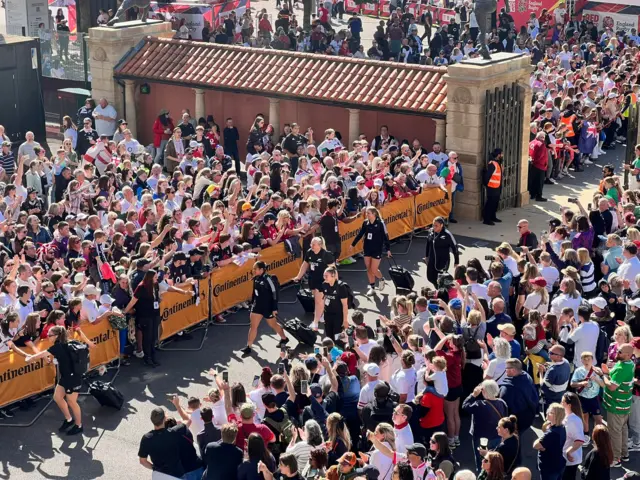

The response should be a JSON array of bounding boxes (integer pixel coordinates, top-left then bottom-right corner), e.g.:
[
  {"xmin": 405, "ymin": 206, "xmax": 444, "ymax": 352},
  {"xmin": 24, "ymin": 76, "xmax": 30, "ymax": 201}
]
[
  {"xmin": 424, "ymin": 216, "xmax": 460, "ymax": 288},
  {"xmin": 242, "ymin": 261, "xmax": 288, "ymax": 355},
  {"xmin": 482, "ymin": 148, "xmax": 504, "ymax": 226}
]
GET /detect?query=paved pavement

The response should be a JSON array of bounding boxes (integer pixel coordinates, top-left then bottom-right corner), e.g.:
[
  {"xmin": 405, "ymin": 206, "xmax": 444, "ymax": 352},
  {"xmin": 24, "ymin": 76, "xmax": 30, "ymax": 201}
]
[{"xmin": 2, "ymin": 142, "xmax": 640, "ymax": 478}]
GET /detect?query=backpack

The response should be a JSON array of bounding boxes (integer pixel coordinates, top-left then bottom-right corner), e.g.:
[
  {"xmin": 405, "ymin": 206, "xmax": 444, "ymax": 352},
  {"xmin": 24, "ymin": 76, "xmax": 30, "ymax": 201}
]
[
  {"xmin": 339, "ymin": 281, "xmax": 357, "ymax": 309},
  {"xmin": 595, "ymin": 326, "xmax": 611, "ymax": 365},
  {"xmin": 263, "ymin": 408, "xmax": 295, "ymax": 458},
  {"xmin": 463, "ymin": 326, "xmax": 482, "ymax": 360},
  {"xmin": 66, "ymin": 340, "xmax": 90, "ymax": 378}
]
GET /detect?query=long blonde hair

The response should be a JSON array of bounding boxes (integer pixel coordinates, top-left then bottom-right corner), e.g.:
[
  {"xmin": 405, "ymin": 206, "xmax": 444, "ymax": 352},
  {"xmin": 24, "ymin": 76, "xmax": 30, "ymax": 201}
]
[
  {"xmin": 327, "ymin": 412, "xmax": 351, "ymax": 450},
  {"xmin": 375, "ymin": 423, "xmax": 396, "ymax": 450}
]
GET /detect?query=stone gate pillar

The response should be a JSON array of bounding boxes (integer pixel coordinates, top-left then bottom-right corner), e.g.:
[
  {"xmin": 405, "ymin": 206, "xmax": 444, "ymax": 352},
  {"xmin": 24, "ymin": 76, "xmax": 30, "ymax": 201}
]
[
  {"xmin": 444, "ymin": 53, "xmax": 532, "ymax": 221},
  {"xmin": 87, "ymin": 21, "xmax": 174, "ymax": 136}
]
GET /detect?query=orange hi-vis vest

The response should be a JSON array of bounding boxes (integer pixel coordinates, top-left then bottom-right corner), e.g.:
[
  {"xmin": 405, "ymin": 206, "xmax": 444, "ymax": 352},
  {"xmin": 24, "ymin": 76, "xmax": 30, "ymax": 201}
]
[
  {"xmin": 560, "ymin": 115, "xmax": 576, "ymax": 137},
  {"xmin": 487, "ymin": 160, "xmax": 501, "ymax": 188}
]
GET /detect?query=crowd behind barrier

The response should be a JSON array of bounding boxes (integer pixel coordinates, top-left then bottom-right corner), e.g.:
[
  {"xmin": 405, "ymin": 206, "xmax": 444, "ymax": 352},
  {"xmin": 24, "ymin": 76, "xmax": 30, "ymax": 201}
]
[
  {"xmin": 158, "ymin": 188, "xmax": 451, "ymax": 340},
  {"xmin": 0, "ymin": 320, "xmax": 120, "ymax": 409}
]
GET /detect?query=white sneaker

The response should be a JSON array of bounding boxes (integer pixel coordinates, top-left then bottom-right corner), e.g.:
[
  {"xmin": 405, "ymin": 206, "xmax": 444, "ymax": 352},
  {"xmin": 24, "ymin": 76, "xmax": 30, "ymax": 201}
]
[
  {"xmin": 134, "ymin": 350, "xmax": 144, "ymax": 358},
  {"xmin": 629, "ymin": 443, "xmax": 640, "ymax": 452},
  {"xmin": 310, "ymin": 321, "xmax": 319, "ymax": 331},
  {"xmin": 557, "ymin": 172, "xmax": 565, "ymax": 178},
  {"xmin": 584, "ymin": 159, "xmax": 594, "ymax": 165},
  {"xmin": 562, "ymin": 167, "xmax": 569, "ymax": 175},
  {"xmin": 366, "ymin": 286, "xmax": 375, "ymax": 295},
  {"xmin": 378, "ymin": 279, "xmax": 386, "ymax": 291}
]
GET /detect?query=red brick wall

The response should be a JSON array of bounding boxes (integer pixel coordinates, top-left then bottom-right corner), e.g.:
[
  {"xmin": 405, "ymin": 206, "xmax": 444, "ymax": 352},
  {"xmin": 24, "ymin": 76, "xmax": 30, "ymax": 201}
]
[{"xmin": 135, "ymin": 83, "xmax": 436, "ymax": 154}]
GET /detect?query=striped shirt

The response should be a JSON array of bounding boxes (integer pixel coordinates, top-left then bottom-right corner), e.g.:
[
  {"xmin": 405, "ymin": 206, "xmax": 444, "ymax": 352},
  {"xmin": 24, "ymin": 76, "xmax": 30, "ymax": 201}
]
[
  {"xmin": 603, "ymin": 360, "xmax": 635, "ymax": 415},
  {"xmin": 0, "ymin": 151, "xmax": 15, "ymax": 177}
]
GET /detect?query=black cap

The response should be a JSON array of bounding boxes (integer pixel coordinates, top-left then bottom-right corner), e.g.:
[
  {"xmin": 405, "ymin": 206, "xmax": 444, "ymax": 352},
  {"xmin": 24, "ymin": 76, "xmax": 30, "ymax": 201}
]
[
  {"xmin": 117, "ymin": 119, "xmax": 128, "ymax": 126},
  {"xmin": 373, "ymin": 382, "xmax": 390, "ymax": 399},
  {"xmin": 185, "ymin": 148, "xmax": 194, "ymax": 154},
  {"xmin": 264, "ymin": 213, "xmax": 277, "ymax": 222},
  {"xmin": 189, "ymin": 248, "xmax": 202, "ymax": 257},
  {"xmin": 405, "ymin": 443, "xmax": 427, "ymax": 459}
]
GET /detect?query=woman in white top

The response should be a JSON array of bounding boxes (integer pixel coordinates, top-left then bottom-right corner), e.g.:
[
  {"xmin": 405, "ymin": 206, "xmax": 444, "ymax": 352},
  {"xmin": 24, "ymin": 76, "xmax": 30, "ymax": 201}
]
[
  {"xmin": 0, "ymin": 314, "xmax": 19, "ymax": 354},
  {"xmin": 561, "ymin": 392, "xmax": 586, "ymax": 479},
  {"xmin": 550, "ymin": 278, "xmax": 582, "ymax": 316},
  {"xmin": 0, "ymin": 278, "xmax": 18, "ymax": 311},
  {"xmin": 523, "ymin": 277, "xmax": 549, "ymax": 315},
  {"xmin": 369, "ymin": 344, "xmax": 393, "ymax": 383},
  {"xmin": 248, "ymin": 368, "xmax": 274, "ymax": 422},
  {"xmin": 367, "ymin": 423, "xmax": 396, "ymax": 480},
  {"xmin": 483, "ymin": 337, "xmax": 511, "ymax": 386},
  {"xmin": 390, "ymin": 350, "xmax": 417, "ymax": 404}
]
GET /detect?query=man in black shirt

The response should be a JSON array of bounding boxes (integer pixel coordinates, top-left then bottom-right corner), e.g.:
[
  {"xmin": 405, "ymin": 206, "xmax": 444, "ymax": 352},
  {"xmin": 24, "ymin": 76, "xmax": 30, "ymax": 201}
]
[
  {"xmin": 203, "ymin": 423, "xmax": 243, "ymax": 480},
  {"xmin": 223, "ymin": 117, "xmax": 240, "ymax": 165},
  {"xmin": 516, "ymin": 219, "xmax": 538, "ymax": 250},
  {"xmin": 197, "ymin": 407, "xmax": 222, "ymax": 455},
  {"xmin": 76, "ymin": 118, "xmax": 99, "ymax": 155},
  {"xmin": 319, "ymin": 199, "xmax": 343, "ymax": 260},
  {"xmin": 138, "ymin": 408, "xmax": 185, "ymax": 479},
  {"xmin": 281, "ymin": 123, "xmax": 308, "ymax": 172},
  {"xmin": 178, "ymin": 113, "xmax": 196, "ymax": 146}
]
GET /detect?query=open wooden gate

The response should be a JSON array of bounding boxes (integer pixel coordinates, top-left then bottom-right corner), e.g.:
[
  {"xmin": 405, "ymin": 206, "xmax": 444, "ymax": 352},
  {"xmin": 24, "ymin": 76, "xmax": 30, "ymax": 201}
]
[{"xmin": 482, "ymin": 83, "xmax": 525, "ymax": 211}]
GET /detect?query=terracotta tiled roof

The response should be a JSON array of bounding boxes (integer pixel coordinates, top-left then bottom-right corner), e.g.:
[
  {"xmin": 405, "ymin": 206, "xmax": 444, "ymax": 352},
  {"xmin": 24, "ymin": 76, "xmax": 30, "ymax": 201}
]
[{"xmin": 114, "ymin": 37, "xmax": 448, "ymax": 116}]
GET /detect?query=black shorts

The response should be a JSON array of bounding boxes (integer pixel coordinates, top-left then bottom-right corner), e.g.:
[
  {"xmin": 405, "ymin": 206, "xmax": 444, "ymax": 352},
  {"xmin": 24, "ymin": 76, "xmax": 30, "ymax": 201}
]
[
  {"xmin": 364, "ymin": 251, "xmax": 382, "ymax": 260},
  {"xmin": 579, "ymin": 395, "xmax": 601, "ymax": 416},
  {"xmin": 251, "ymin": 308, "xmax": 274, "ymax": 319},
  {"xmin": 445, "ymin": 384, "xmax": 463, "ymax": 401},
  {"xmin": 59, "ymin": 376, "xmax": 82, "ymax": 395}
]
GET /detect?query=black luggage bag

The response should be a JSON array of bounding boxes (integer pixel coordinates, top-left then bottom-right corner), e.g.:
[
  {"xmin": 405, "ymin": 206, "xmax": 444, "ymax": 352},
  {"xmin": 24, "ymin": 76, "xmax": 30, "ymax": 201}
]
[
  {"xmin": 89, "ymin": 381, "xmax": 125, "ymax": 410},
  {"xmin": 278, "ymin": 317, "xmax": 317, "ymax": 346},
  {"xmin": 297, "ymin": 287, "xmax": 316, "ymax": 314},
  {"xmin": 387, "ymin": 257, "xmax": 415, "ymax": 291}
]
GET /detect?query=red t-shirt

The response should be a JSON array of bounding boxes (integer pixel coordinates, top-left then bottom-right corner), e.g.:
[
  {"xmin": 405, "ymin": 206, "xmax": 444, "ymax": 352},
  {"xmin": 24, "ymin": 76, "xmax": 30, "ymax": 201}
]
[
  {"xmin": 261, "ymin": 224, "xmax": 278, "ymax": 241},
  {"xmin": 419, "ymin": 390, "xmax": 445, "ymax": 428},
  {"xmin": 229, "ymin": 414, "xmax": 275, "ymax": 450},
  {"xmin": 319, "ymin": 6, "xmax": 329, "ymax": 22},
  {"xmin": 436, "ymin": 349, "xmax": 463, "ymax": 388}
]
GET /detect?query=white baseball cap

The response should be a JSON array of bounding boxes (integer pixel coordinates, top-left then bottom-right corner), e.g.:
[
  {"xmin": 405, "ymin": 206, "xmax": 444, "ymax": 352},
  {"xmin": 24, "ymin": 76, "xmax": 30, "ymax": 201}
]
[
  {"xmin": 588, "ymin": 297, "xmax": 607, "ymax": 309},
  {"xmin": 364, "ymin": 363, "xmax": 380, "ymax": 377}
]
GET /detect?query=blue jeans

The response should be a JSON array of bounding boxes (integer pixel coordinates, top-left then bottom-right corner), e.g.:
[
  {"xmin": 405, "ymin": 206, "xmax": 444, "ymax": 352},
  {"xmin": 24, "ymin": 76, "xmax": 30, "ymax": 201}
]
[
  {"xmin": 183, "ymin": 467, "xmax": 204, "ymax": 480},
  {"xmin": 154, "ymin": 139, "xmax": 168, "ymax": 166},
  {"xmin": 119, "ymin": 328, "xmax": 128, "ymax": 354}
]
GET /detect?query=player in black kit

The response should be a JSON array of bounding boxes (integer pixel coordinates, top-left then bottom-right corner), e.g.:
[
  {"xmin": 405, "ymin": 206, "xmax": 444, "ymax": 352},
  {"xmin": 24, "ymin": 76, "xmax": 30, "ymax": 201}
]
[{"xmin": 293, "ymin": 237, "xmax": 336, "ymax": 331}]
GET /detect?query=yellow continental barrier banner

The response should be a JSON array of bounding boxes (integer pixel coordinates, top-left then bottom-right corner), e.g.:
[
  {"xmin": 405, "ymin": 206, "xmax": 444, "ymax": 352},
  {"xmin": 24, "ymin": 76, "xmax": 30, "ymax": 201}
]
[
  {"xmin": 414, "ymin": 188, "xmax": 452, "ymax": 229},
  {"xmin": 78, "ymin": 321, "xmax": 120, "ymax": 370},
  {"xmin": 0, "ymin": 341, "xmax": 56, "ymax": 408},
  {"xmin": 338, "ymin": 216, "xmax": 365, "ymax": 262},
  {"xmin": 160, "ymin": 189, "xmax": 451, "ymax": 339},
  {"xmin": 259, "ymin": 242, "xmax": 303, "ymax": 285},
  {"xmin": 210, "ymin": 244, "xmax": 303, "ymax": 317},
  {"xmin": 211, "ymin": 259, "xmax": 254, "ymax": 316},
  {"xmin": 380, "ymin": 196, "xmax": 415, "ymax": 240},
  {"xmin": 160, "ymin": 278, "xmax": 209, "ymax": 341}
]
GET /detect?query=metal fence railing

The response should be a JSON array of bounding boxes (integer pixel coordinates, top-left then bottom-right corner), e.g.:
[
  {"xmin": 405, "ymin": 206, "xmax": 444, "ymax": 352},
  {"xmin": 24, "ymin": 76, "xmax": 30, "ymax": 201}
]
[{"xmin": 38, "ymin": 31, "xmax": 90, "ymax": 83}]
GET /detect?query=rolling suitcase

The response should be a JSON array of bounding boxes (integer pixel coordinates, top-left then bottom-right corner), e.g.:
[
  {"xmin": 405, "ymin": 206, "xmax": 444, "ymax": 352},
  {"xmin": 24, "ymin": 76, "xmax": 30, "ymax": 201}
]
[
  {"xmin": 89, "ymin": 381, "xmax": 125, "ymax": 410},
  {"xmin": 278, "ymin": 317, "xmax": 317, "ymax": 346},
  {"xmin": 387, "ymin": 257, "xmax": 415, "ymax": 291},
  {"xmin": 296, "ymin": 286, "xmax": 315, "ymax": 314}
]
